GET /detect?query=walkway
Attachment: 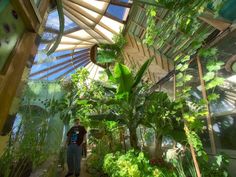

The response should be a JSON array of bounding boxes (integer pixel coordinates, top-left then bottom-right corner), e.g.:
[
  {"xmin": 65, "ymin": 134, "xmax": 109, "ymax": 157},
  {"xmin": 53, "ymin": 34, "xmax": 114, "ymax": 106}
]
[
  {"xmin": 30, "ymin": 157, "xmax": 91, "ymax": 177},
  {"xmin": 58, "ymin": 158, "xmax": 91, "ymax": 177}
]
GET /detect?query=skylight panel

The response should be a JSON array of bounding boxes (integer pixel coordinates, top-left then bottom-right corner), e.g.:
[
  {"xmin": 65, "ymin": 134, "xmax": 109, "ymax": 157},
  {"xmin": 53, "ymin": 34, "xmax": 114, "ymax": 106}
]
[
  {"xmin": 68, "ymin": 30, "xmax": 93, "ymax": 40},
  {"xmin": 61, "ymin": 36, "xmax": 81, "ymax": 43},
  {"xmin": 46, "ymin": 10, "xmax": 78, "ymax": 31},
  {"xmin": 56, "ymin": 44, "xmax": 77, "ymax": 51},
  {"xmin": 100, "ymin": 16, "xmax": 124, "ymax": 33},
  {"xmin": 95, "ymin": 25, "xmax": 114, "ymax": 42},
  {"xmin": 107, "ymin": 4, "xmax": 127, "ymax": 20},
  {"xmin": 42, "ymin": 32, "xmax": 57, "ymax": 40},
  {"xmin": 81, "ymin": 0, "xmax": 108, "ymax": 11},
  {"xmin": 79, "ymin": 6, "xmax": 100, "ymax": 19}
]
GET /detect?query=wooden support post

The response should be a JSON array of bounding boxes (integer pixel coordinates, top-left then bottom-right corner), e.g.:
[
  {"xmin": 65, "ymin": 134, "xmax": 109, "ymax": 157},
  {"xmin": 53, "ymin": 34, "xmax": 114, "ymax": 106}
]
[
  {"xmin": 173, "ymin": 70, "xmax": 176, "ymax": 100},
  {"xmin": 184, "ymin": 125, "xmax": 202, "ymax": 177},
  {"xmin": 196, "ymin": 56, "xmax": 216, "ymax": 155}
]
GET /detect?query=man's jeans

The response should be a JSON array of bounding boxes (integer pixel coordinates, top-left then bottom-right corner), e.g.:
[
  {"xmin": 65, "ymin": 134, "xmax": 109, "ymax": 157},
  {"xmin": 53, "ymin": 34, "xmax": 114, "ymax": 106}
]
[{"xmin": 67, "ymin": 144, "xmax": 82, "ymax": 174}]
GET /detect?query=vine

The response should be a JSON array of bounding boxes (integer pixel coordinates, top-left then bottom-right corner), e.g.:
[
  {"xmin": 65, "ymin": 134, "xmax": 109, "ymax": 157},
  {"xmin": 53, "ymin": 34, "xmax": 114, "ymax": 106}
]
[
  {"xmin": 143, "ymin": 0, "xmax": 227, "ymax": 175},
  {"xmin": 144, "ymin": 0, "xmax": 224, "ymax": 48}
]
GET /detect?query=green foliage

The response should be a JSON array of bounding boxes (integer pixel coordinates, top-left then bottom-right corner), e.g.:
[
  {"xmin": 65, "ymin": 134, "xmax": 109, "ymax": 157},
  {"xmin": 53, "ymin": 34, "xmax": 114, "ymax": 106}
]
[
  {"xmin": 199, "ymin": 48, "xmax": 225, "ymax": 101},
  {"xmin": 0, "ymin": 80, "xmax": 65, "ymax": 177},
  {"xmin": 170, "ymin": 151, "xmax": 197, "ymax": 177},
  {"xmin": 144, "ymin": 0, "xmax": 224, "ymax": 48},
  {"xmin": 97, "ymin": 33, "xmax": 127, "ymax": 64},
  {"xmin": 113, "ymin": 63, "xmax": 133, "ymax": 95},
  {"xmin": 173, "ymin": 48, "xmax": 225, "ymax": 164},
  {"xmin": 200, "ymin": 153, "xmax": 230, "ymax": 177},
  {"xmin": 103, "ymin": 150, "xmax": 175, "ymax": 177},
  {"xmin": 87, "ymin": 121, "xmax": 122, "ymax": 176},
  {"xmin": 144, "ymin": 92, "xmax": 185, "ymax": 142},
  {"xmin": 132, "ymin": 57, "xmax": 154, "ymax": 88},
  {"xmin": 87, "ymin": 139, "xmax": 112, "ymax": 175}
]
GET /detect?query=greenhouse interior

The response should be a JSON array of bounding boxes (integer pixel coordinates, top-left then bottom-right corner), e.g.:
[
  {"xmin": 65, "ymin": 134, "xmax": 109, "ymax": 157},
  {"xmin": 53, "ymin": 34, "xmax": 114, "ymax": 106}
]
[{"xmin": 0, "ymin": 0, "xmax": 236, "ymax": 177}]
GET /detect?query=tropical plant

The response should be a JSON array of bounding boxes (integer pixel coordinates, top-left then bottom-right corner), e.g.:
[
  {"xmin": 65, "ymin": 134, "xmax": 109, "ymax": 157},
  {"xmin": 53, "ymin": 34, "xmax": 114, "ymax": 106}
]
[
  {"xmin": 103, "ymin": 150, "xmax": 176, "ymax": 177},
  {"xmin": 97, "ymin": 33, "xmax": 127, "ymax": 64},
  {"xmin": 200, "ymin": 153, "xmax": 229, "ymax": 177},
  {"xmin": 144, "ymin": 0, "xmax": 225, "ymax": 47},
  {"xmin": 143, "ymin": 91, "xmax": 185, "ymax": 159},
  {"xmin": 84, "ymin": 57, "xmax": 154, "ymax": 149}
]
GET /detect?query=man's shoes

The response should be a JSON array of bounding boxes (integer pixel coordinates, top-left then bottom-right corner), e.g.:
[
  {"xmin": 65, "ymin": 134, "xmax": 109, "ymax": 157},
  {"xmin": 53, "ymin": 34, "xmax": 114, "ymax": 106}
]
[
  {"xmin": 65, "ymin": 172, "xmax": 73, "ymax": 177},
  {"xmin": 75, "ymin": 173, "xmax": 80, "ymax": 177}
]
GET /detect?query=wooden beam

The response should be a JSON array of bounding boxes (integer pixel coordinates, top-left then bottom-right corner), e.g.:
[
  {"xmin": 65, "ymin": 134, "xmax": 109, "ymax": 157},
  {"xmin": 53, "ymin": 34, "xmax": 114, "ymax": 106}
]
[
  {"xmin": 196, "ymin": 56, "xmax": 216, "ymax": 154},
  {"xmin": 0, "ymin": 32, "xmax": 38, "ymax": 132},
  {"xmin": 110, "ymin": 0, "xmax": 132, "ymax": 8},
  {"xmin": 31, "ymin": 57, "xmax": 81, "ymax": 77},
  {"xmin": 66, "ymin": 0, "xmax": 102, "ymax": 24},
  {"xmin": 30, "ymin": 54, "xmax": 89, "ymax": 77},
  {"xmin": 64, "ymin": 9, "xmax": 102, "ymax": 43},
  {"xmin": 66, "ymin": 1, "xmax": 120, "ymax": 35},
  {"xmin": 199, "ymin": 13, "xmax": 231, "ymax": 31},
  {"xmin": 64, "ymin": 26, "xmax": 81, "ymax": 35},
  {"xmin": 99, "ymin": 21, "xmax": 120, "ymax": 35},
  {"xmin": 55, "ymin": 60, "xmax": 90, "ymax": 80},
  {"xmin": 105, "ymin": 12, "xmax": 125, "ymax": 24},
  {"xmin": 44, "ymin": 26, "xmax": 81, "ymax": 38},
  {"xmin": 64, "ymin": 2, "xmax": 95, "ymax": 28},
  {"xmin": 64, "ymin": 4, "xmax": 113, "ymax": 43},
  {"xmin": 33, "ymin": 49, "xmax": 90, "ymax": 65},
  {"xmin": 66, "ymin": 0, "xmax": 106, "ymax": 15},
  {"xmin": 94, "ymin": 27, "xmax": 114, "ymax": 43},
  {"xmin": 44, "ymin": 27, "xmax": 60, "ymax": 34},
  {"xmin": 57, "ymin": 49, "xmax": 89, "ymax": 59},
  {"xmin": 38, "ymin": 57, "xmax": 89, "ymax": 79}
]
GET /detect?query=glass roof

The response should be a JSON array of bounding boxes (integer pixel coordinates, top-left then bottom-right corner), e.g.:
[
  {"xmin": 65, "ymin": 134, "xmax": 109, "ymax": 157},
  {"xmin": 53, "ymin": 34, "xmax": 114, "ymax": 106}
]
[{"xmin": 30, "ymin": 0, "xmax": 132, "ymax": 81}]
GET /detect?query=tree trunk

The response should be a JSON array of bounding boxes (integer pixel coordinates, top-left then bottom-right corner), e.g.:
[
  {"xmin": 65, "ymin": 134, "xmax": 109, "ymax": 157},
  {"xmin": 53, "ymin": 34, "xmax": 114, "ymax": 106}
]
[
  {"xmin": 129, "ymin": 126, "xmax": 138, "ymax": 149},
  {"xmin": 155, "ymin": 133, "xmax": 163, "ymax": 160}
]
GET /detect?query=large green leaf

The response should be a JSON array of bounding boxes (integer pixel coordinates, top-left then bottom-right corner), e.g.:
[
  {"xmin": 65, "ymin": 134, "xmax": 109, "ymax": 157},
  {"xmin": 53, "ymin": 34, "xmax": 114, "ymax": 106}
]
[
  {"xmin": 113, "ymin": 63, "xmax": 133, "ymax": 94},
  {"xmin": 105, "ymin": 68, "xmax": 115, "ymax": 83},
  {"xmin": 88, "ymin": 113, "xmax": 126, "ymax": 124},
  {"xmin": 132, "ymin": 57, "xmax": 154, "ymax": 88}
]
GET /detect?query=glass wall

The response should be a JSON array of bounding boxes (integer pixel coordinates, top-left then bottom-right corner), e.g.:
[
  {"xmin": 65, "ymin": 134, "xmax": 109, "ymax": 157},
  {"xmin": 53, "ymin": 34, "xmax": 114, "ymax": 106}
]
[
  {"xmin": 200, "ymin": 53, "xmax": 236, "ymax": 154},
  {"xmin": 213, "ymin": 114, "xmax": 236, "ymax": 151},
  {"xmin": 160, "ymin": 76, "xmax": 174, "ymax": 99}
]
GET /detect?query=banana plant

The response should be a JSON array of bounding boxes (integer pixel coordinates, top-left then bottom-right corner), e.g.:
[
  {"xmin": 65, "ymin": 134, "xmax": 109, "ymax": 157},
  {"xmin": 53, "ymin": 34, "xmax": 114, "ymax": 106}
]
[
  {"xmin": 143, "ymin": 91, "xmax": 185, "ymax": 159},
  {"xmin": 87, "ymin": 57, "xmax": 154, "ymax": 149}
]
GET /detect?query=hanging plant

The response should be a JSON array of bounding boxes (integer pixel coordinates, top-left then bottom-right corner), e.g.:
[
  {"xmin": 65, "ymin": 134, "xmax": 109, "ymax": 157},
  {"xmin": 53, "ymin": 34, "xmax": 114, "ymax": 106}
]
[{"xmin": 97, "ymin": 33, "xmax": 127, "ymax": 64}]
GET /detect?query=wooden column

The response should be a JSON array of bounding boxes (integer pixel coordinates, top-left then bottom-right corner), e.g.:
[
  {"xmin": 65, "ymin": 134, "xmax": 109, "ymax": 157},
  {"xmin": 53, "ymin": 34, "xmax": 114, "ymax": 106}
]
[
  {"xmin": 196, "ymin": 56, "xmax": 216, "ymax": 154},
  {"xmin": 173, "ymin": 71, "xmax": 176, "ymax": 100},
  {"xmin": 0, "ymin": 32, "xmax": 38, "ymax": 132}
]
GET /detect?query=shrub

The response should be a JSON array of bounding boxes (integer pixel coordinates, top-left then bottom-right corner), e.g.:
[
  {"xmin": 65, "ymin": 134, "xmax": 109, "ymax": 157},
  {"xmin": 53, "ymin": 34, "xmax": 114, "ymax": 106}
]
[{"xmin": 103, "ymin": 150, "xmax": 175, "ymax": 177}]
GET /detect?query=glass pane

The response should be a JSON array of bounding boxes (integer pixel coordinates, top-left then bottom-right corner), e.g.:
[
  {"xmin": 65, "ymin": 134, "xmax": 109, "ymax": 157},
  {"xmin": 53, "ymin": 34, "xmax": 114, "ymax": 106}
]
[
  {"xmin": 201, "ymin": 56, "xmax": 236, "ymax": 114},
  {"xmin": 160, "ymin": 76, "xmax": 174, "ymax": 99},
  {"xmin": 199, "ymin": 119, "xmax": 211, "ymax": 149},
  {"xmin": 213, "ymin": 114, "xmax": 236, "ymax": 150}
]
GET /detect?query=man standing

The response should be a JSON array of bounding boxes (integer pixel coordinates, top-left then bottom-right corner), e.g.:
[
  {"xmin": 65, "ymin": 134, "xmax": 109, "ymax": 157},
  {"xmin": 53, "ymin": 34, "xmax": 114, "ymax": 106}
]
[{"xmin": 65, "ymin": 118, "xmax": 87, "ymax": 177}]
